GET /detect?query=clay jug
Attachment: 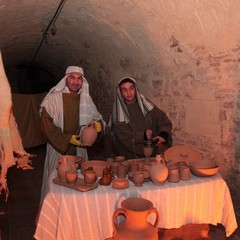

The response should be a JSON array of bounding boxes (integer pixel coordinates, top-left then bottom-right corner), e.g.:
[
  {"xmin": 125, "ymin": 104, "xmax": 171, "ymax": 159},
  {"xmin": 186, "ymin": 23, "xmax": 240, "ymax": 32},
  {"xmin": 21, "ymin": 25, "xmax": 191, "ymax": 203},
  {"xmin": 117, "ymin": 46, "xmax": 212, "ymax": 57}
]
[
  {"xmin": 57, "ymin": 157, "xmax": 76, "ymax": 182},
  {"xmin": 150, "ymin": 155, "xmax": 168, "ymax": 185},
  {"xmin": 113, "ymin": 198, "xmax": 159, "ymax": 240},
  {"xmin": 98, "ymin": 167, "xmax": 114, "ymax": 185},
  {"xmin": 81, "ymin": 123, "xmax": 98, "ymax": 146}
]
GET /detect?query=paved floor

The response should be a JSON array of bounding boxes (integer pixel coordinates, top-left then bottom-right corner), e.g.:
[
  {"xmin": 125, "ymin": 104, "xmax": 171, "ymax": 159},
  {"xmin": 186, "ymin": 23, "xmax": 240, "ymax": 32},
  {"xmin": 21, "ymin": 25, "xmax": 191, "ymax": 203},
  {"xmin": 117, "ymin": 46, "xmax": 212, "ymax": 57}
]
[{"xmin": 0, "ymin": 144, "xmax": 239, "ymax": 240}]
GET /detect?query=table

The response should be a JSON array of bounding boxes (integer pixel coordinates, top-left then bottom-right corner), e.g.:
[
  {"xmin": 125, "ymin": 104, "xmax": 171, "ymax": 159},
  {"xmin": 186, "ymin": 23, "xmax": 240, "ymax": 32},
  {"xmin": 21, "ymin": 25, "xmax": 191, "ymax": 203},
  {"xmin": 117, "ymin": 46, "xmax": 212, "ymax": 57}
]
[{"xmin": 34, "ymin": 172, "xmax": 237, "ymax": 240}]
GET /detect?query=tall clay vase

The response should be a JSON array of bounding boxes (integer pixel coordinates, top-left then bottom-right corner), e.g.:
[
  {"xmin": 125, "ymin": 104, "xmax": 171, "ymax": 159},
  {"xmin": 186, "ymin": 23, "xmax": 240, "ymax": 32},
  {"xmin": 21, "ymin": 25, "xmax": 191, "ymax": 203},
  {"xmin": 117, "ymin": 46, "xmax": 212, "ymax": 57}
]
[
  {"xmin": 81, "ymin": 123, "xmax": 98, "ymax": 146},
  {"xmin": 112, "ymin": 198, "xmax": 159, "ymax": 240},
  {"xmin": 150, "ymin": 155, "xmax": 168, "ymax": 185}
]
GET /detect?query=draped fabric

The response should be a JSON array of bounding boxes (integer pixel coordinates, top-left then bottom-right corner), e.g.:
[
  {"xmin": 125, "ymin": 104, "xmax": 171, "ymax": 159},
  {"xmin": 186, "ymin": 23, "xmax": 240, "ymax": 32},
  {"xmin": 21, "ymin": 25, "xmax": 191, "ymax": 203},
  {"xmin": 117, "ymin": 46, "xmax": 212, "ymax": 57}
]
[
  {"xmin": 12, "ymin": 93, "xmax": 47, "ymax": 148},
  {"xmin": 34, "ymin": 173, "xmax": 238, "ymax": 240}
]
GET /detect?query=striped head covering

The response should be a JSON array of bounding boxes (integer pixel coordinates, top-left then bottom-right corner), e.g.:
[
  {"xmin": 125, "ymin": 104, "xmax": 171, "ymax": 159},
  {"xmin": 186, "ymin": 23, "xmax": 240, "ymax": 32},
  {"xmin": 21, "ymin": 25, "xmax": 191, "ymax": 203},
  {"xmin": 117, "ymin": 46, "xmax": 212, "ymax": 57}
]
[{"xmin": 111, "ymin": 77, "xmax": 154, "ymax": 124}]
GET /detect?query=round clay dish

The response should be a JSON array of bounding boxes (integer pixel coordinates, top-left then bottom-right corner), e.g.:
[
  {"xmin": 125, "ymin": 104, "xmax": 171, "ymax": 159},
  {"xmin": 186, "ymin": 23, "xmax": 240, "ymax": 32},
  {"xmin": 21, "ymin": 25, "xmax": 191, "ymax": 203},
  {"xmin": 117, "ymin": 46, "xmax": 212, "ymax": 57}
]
[
  {"xmin": 189, "ymin": 159, "xmax": 217, "ymax": 169},
  {"xmin": 164, "ymin": 145, "xmax": 202, "ymax": 164},
  {"xmin": 190, "ymin": 165, "xmax": 219, "ymax": 177}
]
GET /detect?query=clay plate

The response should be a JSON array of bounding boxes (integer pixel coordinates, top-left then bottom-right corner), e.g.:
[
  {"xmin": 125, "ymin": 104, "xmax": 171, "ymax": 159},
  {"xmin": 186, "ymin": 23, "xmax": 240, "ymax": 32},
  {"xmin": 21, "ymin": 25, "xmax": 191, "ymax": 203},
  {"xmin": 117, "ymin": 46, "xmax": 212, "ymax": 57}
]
[
  {"xmin": 53, "ymin": 176, "xmax": 98, "ymax": 191},
  {"xmin": 81, "ymin": 160, "xmax": 111, "ymax": 177}
]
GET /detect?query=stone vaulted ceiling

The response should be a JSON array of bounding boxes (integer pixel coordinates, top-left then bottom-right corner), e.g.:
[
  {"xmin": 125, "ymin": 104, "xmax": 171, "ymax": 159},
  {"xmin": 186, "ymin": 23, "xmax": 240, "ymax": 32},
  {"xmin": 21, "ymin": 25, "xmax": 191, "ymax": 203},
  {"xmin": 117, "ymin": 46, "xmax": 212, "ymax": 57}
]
[
  {"xmin": 1, "ymin": 0, "xmax": 240, "ymax": 175},
  {"xmin": 1, "ymin": 0, "xmax": 239, "ymax": 82}
]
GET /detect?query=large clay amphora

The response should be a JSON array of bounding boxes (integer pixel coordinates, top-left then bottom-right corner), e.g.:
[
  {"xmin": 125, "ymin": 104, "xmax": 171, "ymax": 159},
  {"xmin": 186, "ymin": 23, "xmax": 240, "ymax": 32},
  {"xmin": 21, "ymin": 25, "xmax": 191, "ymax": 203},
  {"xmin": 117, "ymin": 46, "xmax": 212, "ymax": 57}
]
[
  {"xmin": 57, "ymin": 156, "xmax": 76, "ymax": 182},
  {"xmin": 150, "ymin": 155, "xmax": 168, "ymax": 185},
  {"xmin": 81, "ymin": 123, "xmax": 98, "ymax": 146},
  {"xmin": 112, "ymin": 198, "xmax": 159, "ymax": 240}
]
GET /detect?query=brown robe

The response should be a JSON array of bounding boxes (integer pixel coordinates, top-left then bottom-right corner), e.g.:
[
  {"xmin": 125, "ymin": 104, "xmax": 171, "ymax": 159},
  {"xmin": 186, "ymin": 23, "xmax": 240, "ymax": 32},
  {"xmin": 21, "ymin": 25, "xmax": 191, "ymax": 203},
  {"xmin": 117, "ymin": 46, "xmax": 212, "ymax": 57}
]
[
  {"xmin": 40, "ymin": 93, "xmax": 80, "ymax": 155},
  {"xmin": 111, "ymin": 102, "xmax": 172, "ymax": 159}
]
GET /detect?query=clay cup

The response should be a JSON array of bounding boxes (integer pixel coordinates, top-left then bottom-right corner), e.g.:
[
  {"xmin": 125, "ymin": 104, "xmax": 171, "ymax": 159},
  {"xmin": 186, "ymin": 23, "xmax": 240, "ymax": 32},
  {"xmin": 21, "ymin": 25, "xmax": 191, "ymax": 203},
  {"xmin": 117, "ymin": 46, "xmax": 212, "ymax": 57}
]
[{"xmin": 65, "ymin": 170, "xmax": 78, "ymax": 185}]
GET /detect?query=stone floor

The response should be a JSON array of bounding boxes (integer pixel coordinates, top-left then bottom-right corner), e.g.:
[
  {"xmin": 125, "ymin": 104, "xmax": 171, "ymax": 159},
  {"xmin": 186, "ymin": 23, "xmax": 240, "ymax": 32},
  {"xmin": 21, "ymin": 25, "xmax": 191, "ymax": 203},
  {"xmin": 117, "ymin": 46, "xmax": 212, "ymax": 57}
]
[{"xmin": 0, "ymin": 144, "xmax": 239, "ymax": 240}]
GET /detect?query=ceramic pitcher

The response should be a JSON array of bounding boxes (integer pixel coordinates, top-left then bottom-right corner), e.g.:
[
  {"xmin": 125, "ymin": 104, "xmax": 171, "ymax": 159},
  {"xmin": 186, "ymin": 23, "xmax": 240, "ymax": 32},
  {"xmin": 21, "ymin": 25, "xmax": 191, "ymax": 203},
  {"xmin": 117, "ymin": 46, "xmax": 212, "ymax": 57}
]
[
  {"xmin": 81, "ymin": 123, "xmax": 98, "ymax": 146},
  {"xmin": 150, "ymin": 155, "xmax": 168, "ymax": 185},
  {"xmin": 57, "ymin": 156, "xmax": 77, "ymax": 182},
  {"xmin": 112, "ymin": 198, "xmax": 159, "ymax": 240}
]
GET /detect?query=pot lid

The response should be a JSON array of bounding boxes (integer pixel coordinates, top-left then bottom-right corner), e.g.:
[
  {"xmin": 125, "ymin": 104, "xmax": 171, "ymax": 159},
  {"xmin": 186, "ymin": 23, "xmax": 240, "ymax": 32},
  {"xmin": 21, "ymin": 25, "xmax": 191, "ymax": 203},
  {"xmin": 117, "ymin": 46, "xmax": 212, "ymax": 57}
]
[{"xmin": 164, "ymin": 145, "xmax": 202, "ymax": 163}]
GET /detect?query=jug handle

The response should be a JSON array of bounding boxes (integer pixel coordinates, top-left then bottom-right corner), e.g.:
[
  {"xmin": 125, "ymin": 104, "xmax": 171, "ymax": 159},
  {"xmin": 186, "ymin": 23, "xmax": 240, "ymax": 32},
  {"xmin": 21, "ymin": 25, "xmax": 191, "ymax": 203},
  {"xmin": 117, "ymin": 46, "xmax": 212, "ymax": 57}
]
[
  {"xmin": 112, "ymin": 208, "xmax": 126, "ymax": 237},
  {"xmin": 148, "ymin": 207, "xmax": 160, "ymax": 228}
]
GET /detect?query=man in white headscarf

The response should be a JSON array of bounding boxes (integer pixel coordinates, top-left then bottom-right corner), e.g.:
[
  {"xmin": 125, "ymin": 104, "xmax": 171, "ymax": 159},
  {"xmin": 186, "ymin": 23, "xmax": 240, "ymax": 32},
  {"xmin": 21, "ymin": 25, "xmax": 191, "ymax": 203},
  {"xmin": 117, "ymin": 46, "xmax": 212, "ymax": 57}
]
[
  {"xmin": 108, "ymin": 77, "xmax": 172, "ymax": 159},
  {"xmin": 39, "ymin": 66, "xmax": 105, "ymax": 203}
]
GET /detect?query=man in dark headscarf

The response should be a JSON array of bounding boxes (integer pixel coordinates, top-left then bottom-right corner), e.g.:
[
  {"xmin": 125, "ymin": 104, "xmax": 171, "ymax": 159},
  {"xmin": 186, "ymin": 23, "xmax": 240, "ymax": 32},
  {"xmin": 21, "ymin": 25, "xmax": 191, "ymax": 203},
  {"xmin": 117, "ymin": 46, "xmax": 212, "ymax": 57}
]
[{"xmin": 108, "ymin": 77, "xmax": 172, "ymax": 159}]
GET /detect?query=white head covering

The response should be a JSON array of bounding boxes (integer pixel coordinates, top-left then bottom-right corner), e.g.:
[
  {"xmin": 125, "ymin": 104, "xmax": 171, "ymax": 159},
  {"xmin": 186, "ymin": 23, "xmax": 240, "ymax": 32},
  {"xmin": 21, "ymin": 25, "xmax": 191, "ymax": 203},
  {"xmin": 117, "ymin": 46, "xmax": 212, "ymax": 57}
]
[
  {"xmin": 40, "ymin": 66, "xmax": 103, "ymax": 126},
  {"xmin": 111, "ymin": 77, "xmax": 154, "ymax": 124},
  {"xmin": 65, "ymin": 66, "xmax": 84, "ymax": 76}
]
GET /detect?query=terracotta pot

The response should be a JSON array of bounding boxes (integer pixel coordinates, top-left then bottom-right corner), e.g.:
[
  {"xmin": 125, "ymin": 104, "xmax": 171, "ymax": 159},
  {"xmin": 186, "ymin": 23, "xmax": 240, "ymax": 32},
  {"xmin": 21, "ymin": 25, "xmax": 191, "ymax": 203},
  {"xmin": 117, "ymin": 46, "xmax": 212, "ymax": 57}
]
[
  {"xmin": 81, "ymin": 123, "xmax": 98, "ymax": 146},
  {"xmin": 113, "ymin": 198, "xmax": 159, "ymax": 240}
]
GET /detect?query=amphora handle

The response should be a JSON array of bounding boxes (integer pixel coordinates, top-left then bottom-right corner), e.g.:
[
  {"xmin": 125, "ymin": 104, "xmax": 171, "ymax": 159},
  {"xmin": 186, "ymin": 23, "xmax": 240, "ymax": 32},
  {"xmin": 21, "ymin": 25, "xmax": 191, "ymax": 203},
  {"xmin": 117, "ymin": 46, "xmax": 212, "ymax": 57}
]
[
  {"xmin": 112, "ymin": 208, "xmax": 126, "ymax": 237},
  {"xmin": 148, "ymin": 207, "xmax": 160, "ymax": 228}
]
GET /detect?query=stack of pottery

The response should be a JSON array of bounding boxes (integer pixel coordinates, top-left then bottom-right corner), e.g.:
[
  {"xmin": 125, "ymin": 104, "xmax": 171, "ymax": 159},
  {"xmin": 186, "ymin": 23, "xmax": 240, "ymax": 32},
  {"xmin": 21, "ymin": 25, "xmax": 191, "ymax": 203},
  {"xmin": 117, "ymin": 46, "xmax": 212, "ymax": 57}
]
[
  {"xmin": 112, "ymin": 198, "xmax": 159, "ymax": 240},
  {"xmin": 149, "ymin": 155, "xmax": 168, "ymax": 185}
]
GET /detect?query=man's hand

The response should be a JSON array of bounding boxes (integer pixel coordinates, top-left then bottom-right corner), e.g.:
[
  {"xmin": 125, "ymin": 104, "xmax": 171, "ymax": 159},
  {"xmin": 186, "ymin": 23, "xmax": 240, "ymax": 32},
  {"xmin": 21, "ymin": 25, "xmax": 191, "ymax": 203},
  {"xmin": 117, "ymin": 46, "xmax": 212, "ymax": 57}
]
[
  {"xmin": 70, "ymin": 135, "xmax": 81, "ymax": 146},
  {"xmin": 152, "ymin": 136, "xmax": 166, "ymax": 146}
]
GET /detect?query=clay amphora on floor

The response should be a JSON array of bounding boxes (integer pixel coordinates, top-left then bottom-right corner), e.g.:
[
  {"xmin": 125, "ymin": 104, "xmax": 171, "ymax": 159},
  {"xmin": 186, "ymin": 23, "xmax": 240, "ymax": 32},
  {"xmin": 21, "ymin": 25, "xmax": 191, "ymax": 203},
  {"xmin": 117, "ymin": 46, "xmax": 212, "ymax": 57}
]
[{"xmin": 112, "ymin": 197, "xmax": 159, "ymax": 240}]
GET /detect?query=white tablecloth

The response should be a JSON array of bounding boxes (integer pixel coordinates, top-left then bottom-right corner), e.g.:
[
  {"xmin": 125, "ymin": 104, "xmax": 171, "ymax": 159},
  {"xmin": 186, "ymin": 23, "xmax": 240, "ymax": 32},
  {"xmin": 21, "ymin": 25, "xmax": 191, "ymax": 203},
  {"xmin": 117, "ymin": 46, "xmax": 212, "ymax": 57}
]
[{"xmin": 34, "ymin": 172, "xmax": 237, "ymax": 240}]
